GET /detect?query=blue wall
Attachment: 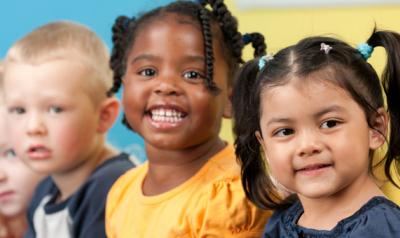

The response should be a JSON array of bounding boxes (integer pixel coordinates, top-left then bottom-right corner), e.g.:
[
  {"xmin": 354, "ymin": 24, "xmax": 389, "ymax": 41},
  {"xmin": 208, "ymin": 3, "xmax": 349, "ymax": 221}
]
[{"xmin": 1, "ymin": 0, "xmax": 175, "ymax": 163}]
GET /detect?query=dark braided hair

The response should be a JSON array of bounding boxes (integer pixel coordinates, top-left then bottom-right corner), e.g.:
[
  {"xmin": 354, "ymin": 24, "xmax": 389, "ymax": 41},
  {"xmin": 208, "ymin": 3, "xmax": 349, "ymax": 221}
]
[
  {"xmin": 233, "ymin": 29, "xmax": 400, "ymax": 210},
  {"xmin": 109, "ymin": 0, "xmax": 266, "ymax": 128}
]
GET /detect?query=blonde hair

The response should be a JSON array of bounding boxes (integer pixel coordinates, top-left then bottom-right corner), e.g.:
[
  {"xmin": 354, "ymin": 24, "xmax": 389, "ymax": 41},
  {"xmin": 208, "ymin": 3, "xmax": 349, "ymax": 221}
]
[{"xmin": 4, "ymin": 21, "xmax": 113, "ymax": 104}]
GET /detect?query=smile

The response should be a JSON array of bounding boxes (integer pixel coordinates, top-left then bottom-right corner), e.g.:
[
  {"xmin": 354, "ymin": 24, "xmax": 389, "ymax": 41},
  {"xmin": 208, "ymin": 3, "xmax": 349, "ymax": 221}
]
[{"xmin": 150, "ymin": 108, "xmax": 185, "ymax": 123}]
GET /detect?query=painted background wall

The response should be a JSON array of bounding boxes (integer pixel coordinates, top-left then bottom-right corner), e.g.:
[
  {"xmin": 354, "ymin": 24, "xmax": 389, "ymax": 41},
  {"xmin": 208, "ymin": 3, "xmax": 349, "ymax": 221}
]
[{"xmin": 1, "ymin": 0, "xmax": 399, "ymax": 202}]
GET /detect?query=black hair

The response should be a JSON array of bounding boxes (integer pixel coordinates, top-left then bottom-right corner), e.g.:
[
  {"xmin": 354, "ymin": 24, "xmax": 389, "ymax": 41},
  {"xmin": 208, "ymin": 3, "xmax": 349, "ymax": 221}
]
[
  {"xmin": 108, "ymin": 0, "xmax": 266, "ymax": 129},
  {"xmin": 232, "ymin": 29, "xmax": 400, "ymax": 210}
]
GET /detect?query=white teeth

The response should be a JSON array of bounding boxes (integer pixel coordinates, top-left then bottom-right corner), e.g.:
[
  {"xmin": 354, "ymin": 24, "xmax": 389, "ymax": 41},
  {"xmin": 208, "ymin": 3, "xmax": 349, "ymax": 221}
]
[{"xmin": 151, "ymin": 108, "xmax": 184, "ymax": 123}]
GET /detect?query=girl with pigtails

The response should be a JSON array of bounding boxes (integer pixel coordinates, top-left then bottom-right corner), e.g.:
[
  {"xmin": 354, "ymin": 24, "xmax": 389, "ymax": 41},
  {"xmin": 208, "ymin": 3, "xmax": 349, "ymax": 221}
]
[
  {"xmin": 105, "ymin": 1, "xmax": 271, "ymax": 237},
  {"xmin": 233, "ymin": 29, "xmax": 400, "ymax": 237}
]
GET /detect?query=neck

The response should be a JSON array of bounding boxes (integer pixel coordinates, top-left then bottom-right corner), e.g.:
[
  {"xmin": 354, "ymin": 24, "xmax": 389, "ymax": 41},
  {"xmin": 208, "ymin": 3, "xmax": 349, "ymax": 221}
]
[
  {"xmin": 52, "ymin": 142, "xmax": 116, "ymax": 202},
  {"xmin": 143, "ymin": 136, "xmax": 226, "ymax": 196},
  {"xmin": 298, "ymin": 175, "xmax": 384, "ymax": 230}
]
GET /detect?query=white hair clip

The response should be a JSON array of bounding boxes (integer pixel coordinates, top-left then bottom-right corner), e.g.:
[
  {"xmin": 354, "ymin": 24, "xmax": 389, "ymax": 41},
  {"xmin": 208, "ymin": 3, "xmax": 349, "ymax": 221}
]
[{"xmin": 320, "ymin": 43, "xmax": 333, "ymax": 54}]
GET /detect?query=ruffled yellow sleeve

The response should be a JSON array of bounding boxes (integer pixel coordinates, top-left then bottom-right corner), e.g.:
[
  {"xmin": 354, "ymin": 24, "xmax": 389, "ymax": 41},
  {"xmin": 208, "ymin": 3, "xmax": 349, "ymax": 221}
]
[{"xmin": 192, "ymin": 177, "xmax": 272, "ymax": 238}]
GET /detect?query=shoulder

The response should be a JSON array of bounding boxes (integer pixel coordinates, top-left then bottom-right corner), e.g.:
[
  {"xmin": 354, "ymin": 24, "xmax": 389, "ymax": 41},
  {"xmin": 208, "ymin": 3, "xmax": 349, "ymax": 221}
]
[
  {"xmin": 91, "ymin": 153, "xmax": 135, "ymax": 181},
  {"xmin": 263, "ymin": 201, "xmax": 300, "ymax": 238},
  {"xmin": 193, "ymin": 145, "xmax": 271, "ymax": 237},
  {"xmin": 342, "ymin": 196, "xmax": 400, "ymax": 237},
  {"xmin": 106, "ymin": 162, "xmax": 147, "ymax": 208},
  {"xmin": 68, "ymin": 153, "xmax": 135, "ymax": 212},
  {"xmin": 28, "ymin": 177, "xmax": 57, "ymax": 213},
  {"xmin": 203, "ymin": 144, "xmax": 241, "ymax": 181}
]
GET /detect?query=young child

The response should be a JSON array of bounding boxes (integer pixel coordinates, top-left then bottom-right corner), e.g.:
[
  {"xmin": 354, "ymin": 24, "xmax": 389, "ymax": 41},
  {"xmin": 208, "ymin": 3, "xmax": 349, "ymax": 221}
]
[
  {"xmin": 0, "ymin": 63, "xmax": 44, "ymax": 238},
  {"xmin": 232, "ymin": 30, "xmax": 400, "ymax": 237},
  {"xmin": 1, "ymin": 21, "xmax": 135, "ymax": 238},
  {"xmin": 106, "ymin": 0, "xmax": 271, "ymax": 237}
]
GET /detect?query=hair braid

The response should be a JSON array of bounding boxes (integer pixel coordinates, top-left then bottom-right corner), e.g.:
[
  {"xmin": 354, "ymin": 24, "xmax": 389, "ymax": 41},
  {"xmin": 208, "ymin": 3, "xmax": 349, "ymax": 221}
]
[
  {"xmin": 199, "ymin": 8, "xmax": 219, "ymax": 93},
  {"xmin": 107, "ymin": 16, "xmax": 131, "ymax": 96},
  {"xmin": 243, "ymin": 33, "xmax": 267, "ymax": 58},
  {"xmin": 206, "ymin": 0, "xmax": 244, "ymax": 64}
]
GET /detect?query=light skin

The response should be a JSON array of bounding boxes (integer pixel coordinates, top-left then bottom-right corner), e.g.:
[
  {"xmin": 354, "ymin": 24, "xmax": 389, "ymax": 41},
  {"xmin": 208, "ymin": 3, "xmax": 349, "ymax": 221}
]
[
  {"xmin": 123, "ymin": 14, "xmax": 231, "ymax": 196},
  {"xmin": 256, "ymin": 77, "xmax": 387, "ymax": 230},
  {"xmin": 3, "ymin": 58, "xmax": 119, "ymax": 201},
  {"xmin": 0, "ymin": 105, "xmax": 44, "ymax": 218}
]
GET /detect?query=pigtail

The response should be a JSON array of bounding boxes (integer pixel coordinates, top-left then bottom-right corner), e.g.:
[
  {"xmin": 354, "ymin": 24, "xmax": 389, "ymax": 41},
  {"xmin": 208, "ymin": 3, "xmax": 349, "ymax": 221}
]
[
  {"xmin": 243, "ymin": 32, "xmax": 267, "ymax": 58},
  {"xmin": 204, "ymin": 0, "xmax": 244, "ymax": 64},
  {"xmin": 232, "ymin": 59, "xmax": 282, "ymax": 210},
  {"xmin": 109, "ymin": 15, "xmax": 134, "ymax": 130},
  {"xmin": 198, "ymin": 8, "xmax": 219, "ymax": 93},
  {"xmin": 107, "ymin": 16, "xmax": 132, "ymax": 96},
  {"xmin": 367, "ymin": 30, "xmax": 400, "ymax": 186}
]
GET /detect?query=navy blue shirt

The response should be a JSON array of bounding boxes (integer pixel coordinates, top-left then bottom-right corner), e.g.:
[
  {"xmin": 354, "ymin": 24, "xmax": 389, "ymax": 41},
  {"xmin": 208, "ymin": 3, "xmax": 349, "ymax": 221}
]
[
  {"xmin": 25, "ymin": 153, "xmax": 134, "ymax": 238},
  {"xmin": 263, "ymin": 196, "xmax": 400, "ymax": 238}
]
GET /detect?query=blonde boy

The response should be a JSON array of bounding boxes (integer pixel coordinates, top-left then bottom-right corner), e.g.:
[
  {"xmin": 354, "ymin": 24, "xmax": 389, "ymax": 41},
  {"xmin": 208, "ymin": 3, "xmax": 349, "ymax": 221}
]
[{"xmin": 1, "ymin": 21, "xmax": 134, "ymax": 238}]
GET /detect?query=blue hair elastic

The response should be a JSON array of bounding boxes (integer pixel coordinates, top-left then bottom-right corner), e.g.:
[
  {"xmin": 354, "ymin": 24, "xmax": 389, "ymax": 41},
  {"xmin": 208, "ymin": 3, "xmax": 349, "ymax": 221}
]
[
  {"xmin": 242, "ymin": 33, "xmax": 252, "ymax": 45},
  {"xmin": 357, "ymin": 43, "xmax": 373, "ymax": 60},
  {"xmin": 258, "ymin": 54, "xmax": 274, "ymax": 70}
]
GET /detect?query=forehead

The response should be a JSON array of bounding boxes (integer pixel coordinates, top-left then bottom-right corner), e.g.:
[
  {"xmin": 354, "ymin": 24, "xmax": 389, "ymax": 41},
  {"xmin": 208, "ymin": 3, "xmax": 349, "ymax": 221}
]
[
  {"xmin": 3, "ymin": 60, "xmax": 91, "ymax": 99},
  {"xmin": 260, "ymin": 77, "xmax": 354, "ymax": 116},
  {"xmin": 130, "ymin": 15, "xmax": 204, "ymax": 56}
]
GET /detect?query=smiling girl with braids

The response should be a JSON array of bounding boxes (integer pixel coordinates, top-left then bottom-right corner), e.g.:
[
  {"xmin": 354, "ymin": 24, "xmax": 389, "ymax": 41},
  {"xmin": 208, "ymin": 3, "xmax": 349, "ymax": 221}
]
[{"xmin": 105, "ymin": 1, "xmax": 271, "ymax": 237}]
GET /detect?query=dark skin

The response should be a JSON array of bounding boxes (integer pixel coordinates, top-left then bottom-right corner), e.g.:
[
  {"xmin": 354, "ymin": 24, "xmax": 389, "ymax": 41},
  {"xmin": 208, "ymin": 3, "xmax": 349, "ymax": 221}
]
[{"xmin": 122, "ymin": 14, "xmax": 231, "ymax": 195}]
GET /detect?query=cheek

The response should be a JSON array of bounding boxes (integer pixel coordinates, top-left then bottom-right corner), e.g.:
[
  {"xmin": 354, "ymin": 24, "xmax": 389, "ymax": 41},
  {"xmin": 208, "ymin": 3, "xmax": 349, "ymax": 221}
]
[{"xmin": 263, "ymin": 143, "xmax": 292, "ymax": 177}]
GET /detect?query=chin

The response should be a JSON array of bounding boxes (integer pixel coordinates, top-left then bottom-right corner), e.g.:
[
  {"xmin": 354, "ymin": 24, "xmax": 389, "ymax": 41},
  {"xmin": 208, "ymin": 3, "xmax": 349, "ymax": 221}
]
[{"xmin": 0, "ymin": 205, "xmax": 25, "ymax": 218}]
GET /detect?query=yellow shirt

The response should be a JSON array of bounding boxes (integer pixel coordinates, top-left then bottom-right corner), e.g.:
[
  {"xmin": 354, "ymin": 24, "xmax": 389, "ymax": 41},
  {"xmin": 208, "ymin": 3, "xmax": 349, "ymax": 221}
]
[{"xmin": 106, "ymin": 145, "xmax": 271, "ymax": 237}]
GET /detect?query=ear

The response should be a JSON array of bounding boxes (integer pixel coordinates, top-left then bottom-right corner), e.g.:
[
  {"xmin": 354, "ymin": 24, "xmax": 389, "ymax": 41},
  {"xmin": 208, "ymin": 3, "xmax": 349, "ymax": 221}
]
[
  {"xmin": 369, "ymin": 107, "xmax": 388, "ymax": 150},
  {"xmin": 255, "ymin": 130, "xmax": 266, "ymax": 150},
  {"xmin": 97, "ymin": 97, "xmax": 120, "ymax": 133},
  {"xmin": 223, "ymin": 87, "xmax": 232, "ymax": 118}
]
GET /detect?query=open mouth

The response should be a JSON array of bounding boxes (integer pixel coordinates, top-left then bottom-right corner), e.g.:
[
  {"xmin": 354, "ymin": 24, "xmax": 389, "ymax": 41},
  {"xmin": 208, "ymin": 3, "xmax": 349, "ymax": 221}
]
[
  {"xmin": 146, "ymin": 107, "xmax": 187, "ymax": 124},
  {"xmin": 27, "ymin": 145, "xmax": 51, "ymax": 159}
]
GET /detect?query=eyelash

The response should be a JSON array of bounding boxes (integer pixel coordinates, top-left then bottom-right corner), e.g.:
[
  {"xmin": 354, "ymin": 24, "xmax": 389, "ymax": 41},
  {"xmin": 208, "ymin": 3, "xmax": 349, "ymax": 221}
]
[
  {"xmin": 272, "ymin": 119, "xmax": 342, "ymax": 137},
  {"xmin": 8, "ymin": 107, "xmax": 25, "ymax": 114},
  {"xmin": 3, "ymin": 149, "xmax": 16, "ymax": 159},
  {"xmin": 138, "ymin": 68, "xmax": 156, "ymax": 77}
]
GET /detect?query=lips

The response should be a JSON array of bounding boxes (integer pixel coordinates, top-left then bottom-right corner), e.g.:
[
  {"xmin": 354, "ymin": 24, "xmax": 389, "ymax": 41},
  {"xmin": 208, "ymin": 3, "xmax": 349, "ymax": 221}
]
[
  {"xmin": 146, "ymin": 105, "xmax": 187, "ymax": 125},
  {"xmin": 295, "ymin": 163, "xmax": 332, "ymax": 176},
  {"xmin": 27, "ymin": 145, "xmax": 52, "ymax": 160},
  {"xmin": 0, "ymin": 190, "xmax": 15, "ymax": 201}
]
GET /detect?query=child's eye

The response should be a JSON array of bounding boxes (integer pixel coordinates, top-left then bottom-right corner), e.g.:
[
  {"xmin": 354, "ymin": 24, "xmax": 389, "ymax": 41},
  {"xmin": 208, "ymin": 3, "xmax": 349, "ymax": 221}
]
[
  {"xmin": 4, "ymin": 149, "xmax": 16, "ymax": 159},
  {"xmin": 183, "ymin": 70, "xmax": 205, "ymax": 81},
  {"xmin": 8, "ymin": 107, "xmax": 25, "ymax": 114},
  {"xmin": 273, "ymin": 128, "xmax": 294, "ymax": 137},
  {"xmin": 138, "ymin": 68, "xmax": 156, "ymax": 77},
  {"xmin": 321, "ymin": 119, "xmax": 340, "ymax": 129},
  {"xmin": 49, "ymin": 106, "xmax": 63, "ymax": 114}
]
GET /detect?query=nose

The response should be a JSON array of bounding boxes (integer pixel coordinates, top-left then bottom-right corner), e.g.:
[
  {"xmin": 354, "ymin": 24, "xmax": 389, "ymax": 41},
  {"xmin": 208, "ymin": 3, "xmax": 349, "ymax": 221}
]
[
  {"xmin": 26, "ymin": 112, "xmax": 47, "ymax": 136},
  {"xmin": 296, "ymin": 130, "xmax": 323, "ymax": 157},
  {"xmin": 0, "ymin": 167, "xmax": 7, "ymax": 182},
  {"xmin": 154, "ymin": 72, "xmax": 183, "ymax": 96}
]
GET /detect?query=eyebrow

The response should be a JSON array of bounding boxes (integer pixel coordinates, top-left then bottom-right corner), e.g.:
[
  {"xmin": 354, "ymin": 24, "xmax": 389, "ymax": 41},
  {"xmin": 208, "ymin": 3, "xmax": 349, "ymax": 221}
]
[
  {"xmin": 266, "ymin": 105, "xmax": 346, "ymax": 127},
  {"xmin": 130, "ymin": 54, "xmax": 205, "ymax": 65}
]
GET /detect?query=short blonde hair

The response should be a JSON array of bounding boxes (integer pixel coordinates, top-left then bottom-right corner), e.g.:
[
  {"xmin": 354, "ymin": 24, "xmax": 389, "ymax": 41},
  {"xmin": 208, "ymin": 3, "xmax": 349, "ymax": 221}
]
[{"xmin": 4, "ymin": 21, "xmax": 113, "ymax": 104}]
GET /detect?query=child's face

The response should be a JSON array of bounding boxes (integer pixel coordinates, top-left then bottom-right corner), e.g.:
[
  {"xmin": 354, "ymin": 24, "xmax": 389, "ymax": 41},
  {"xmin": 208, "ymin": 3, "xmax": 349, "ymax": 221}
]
[
  {"xmin": 0, "ymin": 106, "xmax": 43, "ymax": 217},
  {"xmin": 3, "ymin": 59, "xmax": 102, "ymax": 175},
  {"xmin": 256, "ymin": 78, "xmax": 383, "ymax": 200},
  {"xmin": 122, "ymin": 15, "xmax": 230, "ymax": 150}
]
